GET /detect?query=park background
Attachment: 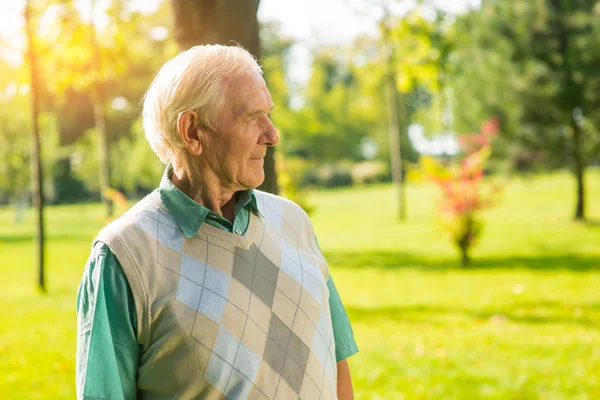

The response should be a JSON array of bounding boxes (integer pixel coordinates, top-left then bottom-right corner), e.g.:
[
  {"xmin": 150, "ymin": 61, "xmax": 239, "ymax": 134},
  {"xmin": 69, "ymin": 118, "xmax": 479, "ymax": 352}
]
[{"xmin": 1, "ymin": 0, "xmax": 599, "ymax": 399}]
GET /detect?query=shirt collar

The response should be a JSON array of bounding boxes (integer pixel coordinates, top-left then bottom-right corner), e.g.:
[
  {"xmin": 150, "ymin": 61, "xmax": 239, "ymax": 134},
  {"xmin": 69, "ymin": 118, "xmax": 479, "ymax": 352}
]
[{"xmin": 158, "ymin": 165, "xmax": 262, "ymax": 238}]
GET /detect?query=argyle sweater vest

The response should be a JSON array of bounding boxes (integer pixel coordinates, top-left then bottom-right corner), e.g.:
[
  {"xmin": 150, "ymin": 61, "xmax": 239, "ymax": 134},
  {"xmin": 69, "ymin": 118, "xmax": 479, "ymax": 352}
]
[{"xmin": 95, "ymin": 190, "xmax": 338, "ymax": 400}]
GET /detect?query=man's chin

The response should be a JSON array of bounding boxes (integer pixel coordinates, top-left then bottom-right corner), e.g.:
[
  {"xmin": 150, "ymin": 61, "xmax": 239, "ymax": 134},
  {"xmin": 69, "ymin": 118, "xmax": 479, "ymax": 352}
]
[
  {"xmin": 252, "ymin": 177, "xmax": 266, "ymax": 190},
  {"xmin": 241, "ymin": 173, "xmax": 265, "ymax": 190}
]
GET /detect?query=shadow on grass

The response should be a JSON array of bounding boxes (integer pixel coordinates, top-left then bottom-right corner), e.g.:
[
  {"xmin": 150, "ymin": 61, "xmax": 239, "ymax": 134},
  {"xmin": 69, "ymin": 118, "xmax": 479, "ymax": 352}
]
[
  {"xmin": 584, "ymin": 219, "xmax": 600, "ymax": 229},
  {"xmin": 347, "ymin": 304, "xmax": 598, "ymax": 328},
  {"xmin": 0, "ymin": 234, "xmax": 35, "ymax": 244},
  {"xmin": 324, "ymin": 250, "xmax": 600, "ymax": 272},
  {"xmin": 514, "ymin": 300, "xmax": 600, "ymax": 310},
  {"xmin": 0, "ymin": 233, "xmax": 92, "ymax": 244}
]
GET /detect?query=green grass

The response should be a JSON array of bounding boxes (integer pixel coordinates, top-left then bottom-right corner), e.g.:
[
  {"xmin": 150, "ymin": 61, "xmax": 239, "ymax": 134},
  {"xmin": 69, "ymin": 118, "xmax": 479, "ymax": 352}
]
[{"xmin": 1, "ymin": 169, "xmax": 599, "ymax": 399}]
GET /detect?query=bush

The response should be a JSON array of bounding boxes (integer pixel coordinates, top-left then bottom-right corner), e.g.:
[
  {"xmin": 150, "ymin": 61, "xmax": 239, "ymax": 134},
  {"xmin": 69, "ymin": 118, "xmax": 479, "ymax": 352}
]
[
  {"xmin": 301, "ymin": 167, "xmax": 321, "ymax": 187},
  {"xmin": 318, "ymin": 165, "xmax": 353, "ymax": 188},
  {"xmin": 305, "ymin": 163, "xmax": 354, "ymax": 188},
  {"xmin": 52, "ymin": 157, "xmax": 91, "ymax": 204},
  {"xmin": 296, "ymin": 161, "xmax": 366, "ymax": 188},
  {"xmin": 351, "ymin": 161, "xmax": 390, "ymax": 185},
  {"xmin": 422, "ymin": 118, "xmax": 502, "ymax": 266}
]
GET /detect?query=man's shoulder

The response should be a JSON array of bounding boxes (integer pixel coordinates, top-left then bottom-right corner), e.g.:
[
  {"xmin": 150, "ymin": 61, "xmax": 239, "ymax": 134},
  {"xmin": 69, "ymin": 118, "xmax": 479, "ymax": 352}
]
[
  {"xmin": 252, "ymin": 190, "xmax": 310, "ymax": 222},
  {"xmin": 94, "ymin": 190, "xmax": 164, "ymax": 246}
]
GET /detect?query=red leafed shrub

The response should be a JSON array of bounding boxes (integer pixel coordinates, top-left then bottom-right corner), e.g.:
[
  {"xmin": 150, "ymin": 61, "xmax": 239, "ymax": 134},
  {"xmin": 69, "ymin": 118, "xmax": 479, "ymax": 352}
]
[{"xmin": 422, "ymin": 118, "xmax": 501, "ymax": 266}]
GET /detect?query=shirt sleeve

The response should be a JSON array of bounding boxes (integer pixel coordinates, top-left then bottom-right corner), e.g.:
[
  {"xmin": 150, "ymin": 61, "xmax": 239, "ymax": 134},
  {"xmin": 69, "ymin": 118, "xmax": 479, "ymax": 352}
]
[
  {"xmin": 327, "ymin": 275, "xmax": 359, "ymax": 362},
  {"xmin": 76, "ymin": 242, "xmax": 139, "ymax": 400}
]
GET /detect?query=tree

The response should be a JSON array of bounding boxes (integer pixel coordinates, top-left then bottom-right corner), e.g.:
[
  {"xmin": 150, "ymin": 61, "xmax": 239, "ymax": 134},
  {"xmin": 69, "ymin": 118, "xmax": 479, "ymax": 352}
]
[
  {"xmin": 383, "ymin": 9, "xmax": 455, "ymax": 219},
  {"xmin": 0, "ymin": 90, "xmax": 31, "ymax": 204},
  {"xmin": 90, "ymin": 0, "xmax": 112, "ymax": 217},
  {"xmin": 381, "ymin": 7, "xmax": 407, "ymax": 220},
  {"xmin": 451, "ymin": 7, "xmax": 524, "ymax": 172},
  {"xmin": 282, "ymin": 48, "xmax": 376, "ymax": 163},
  {"xmin": 454, "ymin": 0, "xmax": 600, "ymax": 220},
  {"xmin": 24, "ymin": 0, "xmax": 45, "ymax": 292},
  {"xmin": 37, "ymin": 0, "xmax": 178, "ymax": 200},
  {"xmin": 169, "ymin": 0, "xmax": 278, "ymax": 194},
  {"xmin": 518, "ymin": 0, "xmax": 600, "ymax": 220}
]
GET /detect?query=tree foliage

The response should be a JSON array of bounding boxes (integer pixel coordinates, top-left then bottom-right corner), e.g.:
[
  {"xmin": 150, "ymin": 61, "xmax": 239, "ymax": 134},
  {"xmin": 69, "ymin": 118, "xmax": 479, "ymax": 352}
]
[
  {"xmin": 452, "ymin": 0, "xmax": 600, "ymax": 219},
  {"xmin": 0, "ymin": 0, "xmax": 598, "ymax": 220}
]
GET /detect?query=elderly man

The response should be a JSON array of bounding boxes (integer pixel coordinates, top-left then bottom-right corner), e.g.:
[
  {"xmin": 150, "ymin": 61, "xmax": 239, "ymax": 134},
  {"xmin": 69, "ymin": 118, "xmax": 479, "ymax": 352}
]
[{"xmin": 76, "ymin": 45, "xmax": 358, "ymax": 400}]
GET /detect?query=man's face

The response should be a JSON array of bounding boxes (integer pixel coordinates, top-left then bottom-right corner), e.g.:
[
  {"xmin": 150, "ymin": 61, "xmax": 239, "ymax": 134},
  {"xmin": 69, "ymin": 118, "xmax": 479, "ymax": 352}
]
[{"xmin": 203, "ymin": 70, "xmax": 278, "ymax": 191}]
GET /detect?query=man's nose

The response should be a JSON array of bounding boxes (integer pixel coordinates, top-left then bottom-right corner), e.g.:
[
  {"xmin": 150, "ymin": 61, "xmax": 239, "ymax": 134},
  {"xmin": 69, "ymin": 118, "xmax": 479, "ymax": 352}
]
[{"xmin": 262, "ymin": 118, "xmax": 279, "ymax": 147}]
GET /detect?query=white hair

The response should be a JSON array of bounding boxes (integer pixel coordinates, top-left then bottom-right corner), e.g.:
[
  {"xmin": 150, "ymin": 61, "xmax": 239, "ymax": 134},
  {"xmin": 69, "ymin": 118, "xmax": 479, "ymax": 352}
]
[{"xmin": 142, "ymin": 45, "xmax": 262, "ymax": 164}]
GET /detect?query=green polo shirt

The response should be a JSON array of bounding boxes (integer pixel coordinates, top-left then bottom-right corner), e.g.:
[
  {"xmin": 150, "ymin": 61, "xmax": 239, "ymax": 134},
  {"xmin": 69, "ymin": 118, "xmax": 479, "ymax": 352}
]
[{"xmin": 76, "ymin": 168, "xmax": 358, "ymax": 400}]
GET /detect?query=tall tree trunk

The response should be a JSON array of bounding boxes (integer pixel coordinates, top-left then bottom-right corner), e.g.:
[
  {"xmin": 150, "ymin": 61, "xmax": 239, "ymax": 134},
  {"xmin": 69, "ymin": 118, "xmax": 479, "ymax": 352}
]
[
  {"xmin": 554, "ymin": 2, "xmax": 586, "ymax": 222},
  {"xmin": 170, "ymin": 0, "xmax": 278, "ymax": 194},
  {"xmin": 387, "ymin": 83, "xmax": 406, "ymax": 220},
  {"xmin": 571, "ymin": 112, "xmax": 585, "ymax": 221},
  {"xmin": 381, "ymin": 10, "xmax": 406, "ymax": 220},
  {"xmin": 90, "ymin": 0, "xmax": 113, "ymax": 217},
  {"xmin": 25, "ymin": 0, "xmax": 45, "ymax": 292}
]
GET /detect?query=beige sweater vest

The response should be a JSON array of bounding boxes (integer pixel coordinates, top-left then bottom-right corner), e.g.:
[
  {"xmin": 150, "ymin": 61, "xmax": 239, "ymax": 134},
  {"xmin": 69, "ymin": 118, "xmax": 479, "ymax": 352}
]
[{"xmin": 96, "ymin": 190, "xmax": 338, "ymax": 400}]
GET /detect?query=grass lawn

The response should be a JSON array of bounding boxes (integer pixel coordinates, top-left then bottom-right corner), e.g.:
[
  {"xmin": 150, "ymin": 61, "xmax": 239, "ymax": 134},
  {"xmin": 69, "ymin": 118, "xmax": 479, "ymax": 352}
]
[{"xmin": 1, "ymin": 169, "xmax": 599, "ymax": 399}]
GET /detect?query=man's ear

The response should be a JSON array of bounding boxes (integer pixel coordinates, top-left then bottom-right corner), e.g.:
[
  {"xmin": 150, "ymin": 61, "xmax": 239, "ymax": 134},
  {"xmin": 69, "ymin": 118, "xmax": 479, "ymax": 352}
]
[{"xmin": 177, "ymin": 110, "xmax": 203, "ymax": 156}]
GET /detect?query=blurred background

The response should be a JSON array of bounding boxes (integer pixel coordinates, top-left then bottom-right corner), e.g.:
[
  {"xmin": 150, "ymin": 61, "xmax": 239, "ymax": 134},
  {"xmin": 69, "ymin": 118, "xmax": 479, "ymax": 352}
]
[{"xmin": 1, "ymin": 0, "xmax": 599, "ymax": 399}]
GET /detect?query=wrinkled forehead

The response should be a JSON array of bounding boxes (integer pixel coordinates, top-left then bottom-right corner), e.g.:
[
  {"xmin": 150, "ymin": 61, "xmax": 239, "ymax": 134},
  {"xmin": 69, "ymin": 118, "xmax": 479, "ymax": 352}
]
[{"xmin": 222, "ymin": 70, "xmax": 272, "ymax": 120}]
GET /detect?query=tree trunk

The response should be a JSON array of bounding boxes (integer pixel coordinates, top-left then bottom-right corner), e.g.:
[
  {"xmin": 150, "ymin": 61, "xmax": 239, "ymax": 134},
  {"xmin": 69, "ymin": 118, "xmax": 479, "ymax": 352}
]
[
  {"xmin": 571, "ymin": 112, "xmax": 585, "ymax": 221},
  {"xmin": 90, "ymin": 0, "xmax": 113, "ymax": 218},
  {"xmin": 461, "ymin": 248, "xmax": 470, "ymax": 267},
  {"xmin": 387, "ymin": 82, "xmax": 406, "ymax": 220},
  {"xmin": 170, "ymin": 0, "xmax": 278, "ymax": 194},
  {"xmin": 25, "ymin": 0, "xmax": 45, "ymax": 292},
  {"xmin": 380, "ymin": 10, "xmax": 406, "ymax": 220},
  {"xmin": 93, "ymin": 94, "xmax": 112, "ymax": 217},
  {"xmin": 554, "ymin": 3, "xmax": 586, "ymax": 222}
]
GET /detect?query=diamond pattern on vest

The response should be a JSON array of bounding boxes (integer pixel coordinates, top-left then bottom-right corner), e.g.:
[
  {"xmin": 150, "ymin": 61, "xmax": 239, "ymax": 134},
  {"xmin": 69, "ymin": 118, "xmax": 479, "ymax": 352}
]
[{"xmin": 130, "ymin": 194, "xmax": 337, "ymax": 399}]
